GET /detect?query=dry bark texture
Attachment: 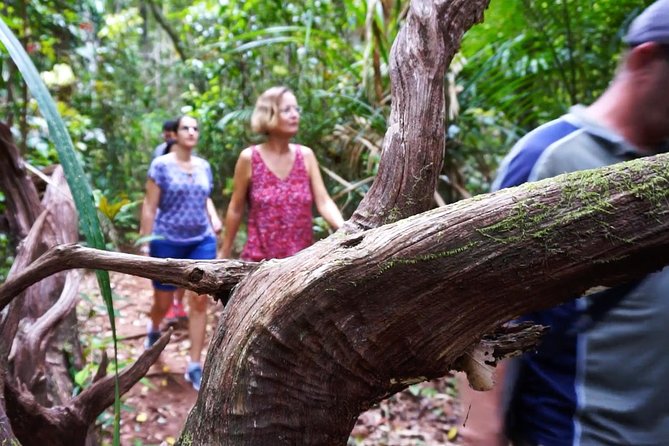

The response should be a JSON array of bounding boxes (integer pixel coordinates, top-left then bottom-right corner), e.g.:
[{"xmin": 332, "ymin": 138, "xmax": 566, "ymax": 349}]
[
  {"xmin": 5, "ymin": 330, "xmax": 171, "ymax": 446},
  {"xmin": 176, "ymin": 1, "xmax": 496, "ymax": 443},
  {"xmin": 4, "ymin": 0, "xmax": 669, "ymax": 445},
  {"xmin": 0, "ymin": 246, "xmax": 256, "ymax": 311},
  {"xmin": 0, "ymin": 123, "xmax": 173, "ymax": 445},
  {"xmin": 347, "ymin": 0, "xmax": 487, "ymax": 231},
  {"xmin": 0, "ymin": 123, "xmax": 41, "ymax": 240},
  {"xmin": 175, "ymin": 152, "xmax": 669, "ymax": 445},
  {"xmin": 3, "ymin": 127, "xmax": 669, "ymax": 445},
  {"xmin": 8, "ymin": 163, "xmax": 668, "ymax": 446},
  {"xmin": 0, "ymin": 122, "xmax": 72, "ymax": 444},
  {"xmin": 0, "ymin": 123, "xmax": 81, "ymax": 444}
]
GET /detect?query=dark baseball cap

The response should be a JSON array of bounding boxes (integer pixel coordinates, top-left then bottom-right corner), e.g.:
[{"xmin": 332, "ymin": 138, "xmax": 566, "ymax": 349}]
[{"xmin": 624, "ymin": 0, "xmax": 669, "ymax": 46}]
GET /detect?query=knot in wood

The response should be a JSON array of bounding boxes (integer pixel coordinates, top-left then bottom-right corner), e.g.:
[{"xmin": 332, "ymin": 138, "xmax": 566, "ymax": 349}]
[{"xmin": 188, "ymin": 267, "xmax": 205, "ymax": 283}]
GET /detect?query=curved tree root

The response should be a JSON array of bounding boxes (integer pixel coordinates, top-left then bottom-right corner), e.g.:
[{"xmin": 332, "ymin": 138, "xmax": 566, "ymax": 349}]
[{"xmin": 5, "ymin": 330, "xmax": 172, "ymax": 446}]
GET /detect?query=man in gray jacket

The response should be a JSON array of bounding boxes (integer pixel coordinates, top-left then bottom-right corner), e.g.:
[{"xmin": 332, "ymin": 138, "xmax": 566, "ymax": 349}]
[{"xmin": 463, "ymin": 1, "xmax": 669, "ymax": 444}]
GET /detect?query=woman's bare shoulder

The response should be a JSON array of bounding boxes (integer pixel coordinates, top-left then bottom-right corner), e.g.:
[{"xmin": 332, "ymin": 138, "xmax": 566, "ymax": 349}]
[
  {"xmin": 296, "ymin": 144, "xmax": 316, "ymax": 159},
  {"xmin": 238, "ymin": 146, "xmax": 255, "ymax": 162}
]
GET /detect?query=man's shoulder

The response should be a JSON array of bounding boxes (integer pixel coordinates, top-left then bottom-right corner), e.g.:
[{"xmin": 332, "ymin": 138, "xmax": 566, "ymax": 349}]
[
  {"xmin": 530, "ymin": 122, "xmax": 624, "ymax": 181},
  {"xmin": 152, "ymin": 142, "xmax": 167, "ymax": 159},
  {"xmin": 493, "ymin": 116, "xmax": 582, "ymax": 190},
  {"xmin": 531, "ymin": 115, "xmax": 581, "ymax": 141}
]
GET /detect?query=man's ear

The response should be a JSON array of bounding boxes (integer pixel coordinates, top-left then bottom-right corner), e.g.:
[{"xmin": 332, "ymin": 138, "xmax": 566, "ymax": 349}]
[{"xmin": 626, "ymin": 42, "xmax": 665, "ymax": 71}]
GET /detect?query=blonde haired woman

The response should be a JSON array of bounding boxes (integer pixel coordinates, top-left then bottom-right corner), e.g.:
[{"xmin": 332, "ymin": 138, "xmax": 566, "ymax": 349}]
[{"xmin": 221, "ymin": 86, "xmax": 343, "ymax": 260}]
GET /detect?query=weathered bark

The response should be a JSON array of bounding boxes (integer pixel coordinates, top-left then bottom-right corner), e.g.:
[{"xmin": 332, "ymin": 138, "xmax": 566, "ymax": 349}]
[
  {"xmin": 3, "ymin": 155, "xmax": 669, "ymax": 444},
  {"xmin": 11, "ymin": 270, "xmax": 81, "ymax": 394},
  {"xmin": 0, "ymin": 245, "xmax": 256, "ymax": 311},
  {"xmin": 172, "ymin": 153, "xmax": 669, "ymax": 444},
  {"xmin": 347, "ymin": 0, "xmax": 488, "ymax": 231},
  {"xmin": 0, "ymin": 124, "xmax": 84, "ymax": 443},
  {"xmin": 175, "ymin": 1, "xmax": 494, "ymax": 442},
  {"xmin": 5, "ymin": 331, "xmax": 171, "ymax": 446},
  {"xmin": 16, "ymin": 167, "xmax": 85, "ymax": 412},
  {"xmin": 4, "ymin": 0, "xmax": 669, "ymax": 444},
  {"xmin": 3, "ymin": 155, "xmax": 669, "ymax": 443},
  {"xmin": 2, "ymin": 165, "xmax": 79, "ymax": 405},
  {"xmin": 0, "ymin": 122, "xmax": 41, "ymax": 239},
  {"xmin": 1, "ymin": 211, "xmax": 49, "ymax": 362},
  {"xmin": 26, "ymin": 165, "xmax": 79, "ymax": 318},
  {"xmin": 0, "ymin": 124, "xmax": 168, "ymax": 445}
]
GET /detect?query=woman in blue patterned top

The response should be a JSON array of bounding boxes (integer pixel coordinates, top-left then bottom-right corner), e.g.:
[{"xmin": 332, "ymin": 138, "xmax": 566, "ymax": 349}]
[{"xmin": 139, "ymin": 115, "xmax": 221, "ymax": 391}]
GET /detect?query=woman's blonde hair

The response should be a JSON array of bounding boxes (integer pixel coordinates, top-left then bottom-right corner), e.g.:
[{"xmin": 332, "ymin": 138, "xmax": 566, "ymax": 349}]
[{"xmin": 250, "ymin": 86, "xmax": 292, "ymax": 134}]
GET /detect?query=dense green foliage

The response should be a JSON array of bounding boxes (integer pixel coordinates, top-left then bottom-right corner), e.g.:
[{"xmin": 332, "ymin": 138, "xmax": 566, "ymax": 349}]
[{"xmin": 0, "ymin": 0, "xmax": 655, "ymax": 261}]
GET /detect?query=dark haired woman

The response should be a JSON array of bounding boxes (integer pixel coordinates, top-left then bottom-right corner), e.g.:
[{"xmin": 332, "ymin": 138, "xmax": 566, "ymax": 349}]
[{"xmin": 139, "ymin": 115, "xmax": 221, "ymax": 391}]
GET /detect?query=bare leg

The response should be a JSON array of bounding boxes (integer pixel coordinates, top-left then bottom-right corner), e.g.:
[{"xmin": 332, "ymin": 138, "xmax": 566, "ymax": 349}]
[
  {"xmin": 174, "ymin": 287, "xmax": 185, "ymax": 305},
  {"xmin": 187, "ymin": 291, "xmax": 208, "ymax": 362},
  {"xmin": 150, "ymin": 289, "xmax": 173, "ymax": 329},
  {"xmin": 456, "ymin": 361, "xmax": 510, "ymax": 446}
]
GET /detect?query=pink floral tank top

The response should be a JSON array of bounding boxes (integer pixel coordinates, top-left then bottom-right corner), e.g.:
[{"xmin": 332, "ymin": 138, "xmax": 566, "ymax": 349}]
[{"xmin": 241, "ymin": 145, "xmax": 314, "ymax": 261}]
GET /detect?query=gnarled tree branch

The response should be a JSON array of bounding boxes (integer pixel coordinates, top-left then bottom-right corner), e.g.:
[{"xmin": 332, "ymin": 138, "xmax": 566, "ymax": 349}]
[
  {"xmin": 5, "ymin": 330, "xmax": 171, "ymax": 446},
  {"xmin": 10, "ymin": 270, "xmax": 81, "ymax": 391},
  {"xmin": 0, "ymin": 245, "xmax": 258, "ymax": 311},
  {"xmin": 0, "ymin": 210, "xmax": 49, "ymax": 359},
  {"xmin": 347, "ymin": 0, "xmax": 489, "ymax": 231},
  {"xmin": 179, "ymin": 153, "xmax": 669, "ymax": 445}
]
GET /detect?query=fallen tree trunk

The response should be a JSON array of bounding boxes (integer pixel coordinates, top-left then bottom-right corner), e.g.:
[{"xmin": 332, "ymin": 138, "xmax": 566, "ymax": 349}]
[
  {"xmin": 177, "ymin": 153, "xmax": 669, "ymax": 444},
  {"xmin": 5, "ymin": 0, "xmax": 668, "ymax": 444},
  {"xmin": 3, "ymin": 153, "xmax": 669, "ymax": 444}
]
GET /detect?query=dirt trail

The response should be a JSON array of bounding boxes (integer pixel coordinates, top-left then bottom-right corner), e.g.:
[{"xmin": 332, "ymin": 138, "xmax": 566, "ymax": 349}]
[
  {"xmin": 80, "ymin": 272, "xmax": 205, "ymax": 445},
  {"xmin": 79, "ymin": 272, "xmax": 462, "ymax": 446}
]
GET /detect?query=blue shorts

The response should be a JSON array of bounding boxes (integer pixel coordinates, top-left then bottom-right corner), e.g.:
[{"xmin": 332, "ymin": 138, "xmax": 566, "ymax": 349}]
[{"xmin": 150, "ymin": 236, "xmax": 217, "ymax": 291}]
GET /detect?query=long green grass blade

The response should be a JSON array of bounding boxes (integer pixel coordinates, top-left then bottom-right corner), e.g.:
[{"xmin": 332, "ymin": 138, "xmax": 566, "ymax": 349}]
[
  {"xmin": 228, "ymin": 36, "xmax": 299, "ymax": 53},
  {"xmin": 0, "ymin": 17, "xmax": 122, "ymax": 446}
]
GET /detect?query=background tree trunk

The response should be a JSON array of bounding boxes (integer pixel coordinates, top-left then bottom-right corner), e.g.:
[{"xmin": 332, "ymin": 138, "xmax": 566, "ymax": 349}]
[{"xmin": 0, "ymin": 122, "xmax": 42, "ymax": 240}]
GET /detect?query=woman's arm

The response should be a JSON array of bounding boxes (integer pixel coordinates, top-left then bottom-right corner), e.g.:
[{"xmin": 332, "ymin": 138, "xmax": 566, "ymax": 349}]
[
  {"xmin": 203, "ymin": 160, "xmax": 222, "ymax": 234},
  {"xmin": 221, "ymin": 149, "xmax": 252, "ymax": 258},
  {"xmin": 303, "ymin": 147, "xmax": 344, "ymax": 230},
  {"xmin": 139, "ymin": 179, "xmax": 161, "ymax": 254},
  {"xmin": 206, "ymin": 198, "xmax": 222, "ymax": 234}
]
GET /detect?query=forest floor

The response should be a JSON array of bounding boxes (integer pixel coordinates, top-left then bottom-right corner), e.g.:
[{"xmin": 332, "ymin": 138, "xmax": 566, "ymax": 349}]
[{"xmin": 79, "ymin": 272, "xmax": 464, "ymax": 446}]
